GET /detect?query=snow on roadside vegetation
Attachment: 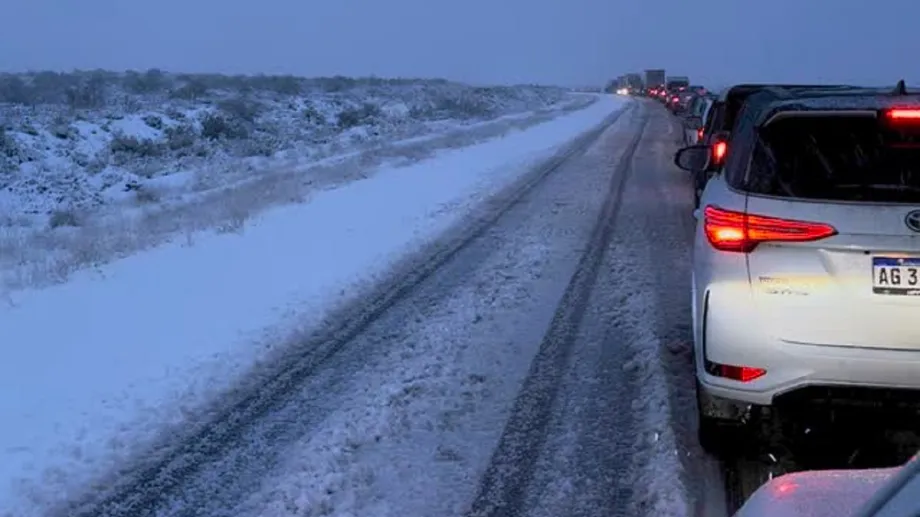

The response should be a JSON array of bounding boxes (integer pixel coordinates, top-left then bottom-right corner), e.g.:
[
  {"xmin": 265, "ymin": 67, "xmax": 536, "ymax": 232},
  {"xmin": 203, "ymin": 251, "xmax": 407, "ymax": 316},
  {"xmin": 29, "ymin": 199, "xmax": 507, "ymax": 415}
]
[
  {"xmin": 0, "ymin": 95, "xmax": 627, "ymax": 517},
  {"xmin": 0, "ymin": 69, "xmax": 589, "ymax": 292}
]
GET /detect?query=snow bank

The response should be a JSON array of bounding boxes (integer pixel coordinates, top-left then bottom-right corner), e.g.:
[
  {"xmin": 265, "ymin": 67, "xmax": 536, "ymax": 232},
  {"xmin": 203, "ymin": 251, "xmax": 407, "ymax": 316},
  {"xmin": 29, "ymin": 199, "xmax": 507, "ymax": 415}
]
[
  {"xmin": 0, "ymin": 71, "xmax": 570, "ymax": 220},
  {"xmin": 0, "ymin": 72, "xmax": 594, "ymax": 292},
  {"xmin": 0, "ymin": 94, "xmax": 630, "ymax": 516}
]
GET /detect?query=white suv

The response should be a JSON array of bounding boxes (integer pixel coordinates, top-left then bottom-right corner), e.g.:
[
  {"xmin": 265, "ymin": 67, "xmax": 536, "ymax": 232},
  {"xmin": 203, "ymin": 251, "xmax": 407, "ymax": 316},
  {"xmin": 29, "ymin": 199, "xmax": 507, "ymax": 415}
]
[{"xmin": 674, "ymin": 87, "xmax": 920, "ymax": 456}]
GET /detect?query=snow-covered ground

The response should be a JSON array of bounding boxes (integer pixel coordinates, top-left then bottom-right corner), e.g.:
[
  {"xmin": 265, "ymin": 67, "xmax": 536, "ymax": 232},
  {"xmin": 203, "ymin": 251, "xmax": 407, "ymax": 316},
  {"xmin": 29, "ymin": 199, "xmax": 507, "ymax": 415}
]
[
  {"xmin": 0, "ymin": 93, "xmax": 629, "ymax": 517},
  {"xmin": 0, "ymin": 70, "xmax": 591, "ymax": 293}
]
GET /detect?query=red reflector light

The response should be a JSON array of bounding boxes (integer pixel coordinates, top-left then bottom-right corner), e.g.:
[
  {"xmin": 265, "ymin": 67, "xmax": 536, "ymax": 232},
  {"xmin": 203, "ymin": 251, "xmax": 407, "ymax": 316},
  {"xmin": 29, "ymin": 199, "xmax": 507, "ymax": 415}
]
[
  {"xmin": 697, "ymin": 128, "xmax": 704, "ymax": 140},
  {"xmin": 703, "ymin": 205, "xmax": 837, "ymax": 253},
  {"xmin": 718, "ymin": 364, "xmax": 766, "ymax": 382}
]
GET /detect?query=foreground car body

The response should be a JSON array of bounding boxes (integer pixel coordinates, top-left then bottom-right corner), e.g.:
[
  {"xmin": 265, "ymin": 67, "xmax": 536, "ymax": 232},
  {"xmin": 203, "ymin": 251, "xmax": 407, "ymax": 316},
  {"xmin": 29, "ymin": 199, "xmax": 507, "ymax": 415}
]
[
  {"xmin": 736, "ymin": 453, "xmax": 920, "ymax": 516},
  {"xmin": 735, "ymin": 468, "xmax": 897, "ymax": 517},
  {"xmin": 677, "ymin": 84, "xmax": 920, "ymax": 454}
]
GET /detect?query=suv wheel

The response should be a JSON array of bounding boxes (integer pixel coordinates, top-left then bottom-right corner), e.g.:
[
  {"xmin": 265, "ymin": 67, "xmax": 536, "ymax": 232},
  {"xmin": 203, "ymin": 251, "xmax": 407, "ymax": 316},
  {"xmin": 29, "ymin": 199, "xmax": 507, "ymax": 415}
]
[
  {"xmin": 696, "ymin": 380, "xmax": 751, "ymax": 458},
  {"xmin": 698, "ymin": 413, "xmax": 746, "ymax": 457}
]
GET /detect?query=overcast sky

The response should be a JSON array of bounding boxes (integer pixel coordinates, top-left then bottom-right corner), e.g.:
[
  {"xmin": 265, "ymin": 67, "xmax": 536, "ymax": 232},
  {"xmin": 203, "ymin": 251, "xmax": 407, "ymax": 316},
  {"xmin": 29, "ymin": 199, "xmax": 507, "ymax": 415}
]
[{"xmin": 2, "ymin": 0, "xmax": 917, "ymax": 88}]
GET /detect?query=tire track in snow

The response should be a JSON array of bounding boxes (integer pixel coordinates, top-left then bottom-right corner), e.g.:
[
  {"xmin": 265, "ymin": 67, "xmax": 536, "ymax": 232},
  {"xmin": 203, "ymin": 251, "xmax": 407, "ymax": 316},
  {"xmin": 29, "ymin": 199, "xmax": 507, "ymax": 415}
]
[
  {"xmin": 56, "ymin": 103, "xmax": 635, "ymax": 517},
  {"xmin": 465, "ymin": 104, "xmax": 649, "ymax": 517}
]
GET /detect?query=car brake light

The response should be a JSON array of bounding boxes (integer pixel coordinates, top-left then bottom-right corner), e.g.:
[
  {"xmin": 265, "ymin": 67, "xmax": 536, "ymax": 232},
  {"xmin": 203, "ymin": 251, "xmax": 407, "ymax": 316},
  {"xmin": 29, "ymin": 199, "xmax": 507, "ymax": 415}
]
[
  {"xmin": 711, "ymin": 140, "xmax": 727, "ymax": 164},
  {"xmin": 885, "ymin": 108, "xmax": 920, "ymax": 121},
  {"xmin": 703, "ymin": 205, "xmax": 837, "ymax": 253},
  {"xmin": 697, "ymin": 128, "xmax": 704, "ymax": 140}
]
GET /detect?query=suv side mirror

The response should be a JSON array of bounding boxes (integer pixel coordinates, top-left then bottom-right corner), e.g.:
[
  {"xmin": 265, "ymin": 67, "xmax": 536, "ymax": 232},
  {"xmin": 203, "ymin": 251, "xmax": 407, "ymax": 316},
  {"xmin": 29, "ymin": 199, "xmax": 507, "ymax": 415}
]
[{"xmin": 674, "ymin": 145, "xmax": 711, "ymax": 171}]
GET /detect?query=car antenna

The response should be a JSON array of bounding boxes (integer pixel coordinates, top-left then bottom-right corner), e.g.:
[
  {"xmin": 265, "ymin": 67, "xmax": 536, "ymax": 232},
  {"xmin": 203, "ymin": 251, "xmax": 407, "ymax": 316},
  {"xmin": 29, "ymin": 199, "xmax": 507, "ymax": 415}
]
[{"xmin": 893, "ymin": 79, "xmax": 907, "ymax": 95}]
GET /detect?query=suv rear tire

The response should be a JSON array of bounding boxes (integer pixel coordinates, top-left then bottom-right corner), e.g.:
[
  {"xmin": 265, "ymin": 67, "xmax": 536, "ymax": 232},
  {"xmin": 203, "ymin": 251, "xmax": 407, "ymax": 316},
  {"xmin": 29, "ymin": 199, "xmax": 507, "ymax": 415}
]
[
  {"xmin": 696, "ymin": 380, "xmax": 751, "ymax": 458},
  {"xmin": 698, "ymin": 414, "xmax": 746, "ymax": 457}
]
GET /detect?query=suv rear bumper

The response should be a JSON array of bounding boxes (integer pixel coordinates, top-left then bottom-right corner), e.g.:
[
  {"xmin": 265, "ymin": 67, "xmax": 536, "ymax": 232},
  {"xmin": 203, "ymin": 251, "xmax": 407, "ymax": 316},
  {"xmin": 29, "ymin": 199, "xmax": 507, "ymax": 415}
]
[{"xmin": 697, "ymin": 285, "xmax": 920, "ymax": 407}]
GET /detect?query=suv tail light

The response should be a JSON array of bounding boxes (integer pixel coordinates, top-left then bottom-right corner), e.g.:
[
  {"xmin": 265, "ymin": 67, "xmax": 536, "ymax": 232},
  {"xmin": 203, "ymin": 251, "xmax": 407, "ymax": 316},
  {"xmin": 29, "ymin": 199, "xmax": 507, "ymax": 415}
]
[
  {"xmin": 711, "ymin": 140, "xmax": 727, "ymax": 165},
  {"xmin": 697, "ymin": 128, "xmax": 704, "ymax": 140},
  {"xmin": 884, "ymin": 108, "xmax": 920, "ymax": 122},
  {"xmin": 703, "ymin": 205, "xmax": 837, "ymax": 253}
]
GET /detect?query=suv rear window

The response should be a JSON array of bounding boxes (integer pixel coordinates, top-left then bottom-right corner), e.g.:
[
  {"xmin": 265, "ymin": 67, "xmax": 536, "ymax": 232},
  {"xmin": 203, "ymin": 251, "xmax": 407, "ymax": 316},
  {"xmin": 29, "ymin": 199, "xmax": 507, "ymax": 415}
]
[{"xmin": 745, "ymin": 115, "xmax": 920, "ymax": 203}]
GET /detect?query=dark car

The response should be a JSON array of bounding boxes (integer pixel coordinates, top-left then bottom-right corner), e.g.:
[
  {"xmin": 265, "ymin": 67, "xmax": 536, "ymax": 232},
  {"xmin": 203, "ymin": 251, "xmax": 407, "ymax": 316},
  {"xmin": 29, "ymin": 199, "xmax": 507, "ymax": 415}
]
[
  {"xmin": 685, "ymin": 83, "xmax": 873, "ymax": 208},
  {"xmin": 680, "ymin": 93, "xmax": 717, "ymax": 145}
]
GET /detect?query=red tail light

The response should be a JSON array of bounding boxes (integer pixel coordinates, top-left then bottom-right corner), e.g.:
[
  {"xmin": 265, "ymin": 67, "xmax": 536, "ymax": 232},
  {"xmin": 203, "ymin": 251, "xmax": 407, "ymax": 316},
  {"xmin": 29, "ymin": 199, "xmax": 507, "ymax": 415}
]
[
  {"xmin": 697, "ymin": 128, "xmax": 704, "ymax": 140},
  {"xmin": 884, "ymin": 108, "xmax": 920, "ymax": 121},
  {"xmin": 671, "ymin": 96, "xmax": 679, "ymax": 103},
  {"xmin": 711, "ymin": 140, "xmax": 727, "ymax": 165},
  {"xmin": 703, "ymin": 205, "xmax": 837, "ymax": 253}
]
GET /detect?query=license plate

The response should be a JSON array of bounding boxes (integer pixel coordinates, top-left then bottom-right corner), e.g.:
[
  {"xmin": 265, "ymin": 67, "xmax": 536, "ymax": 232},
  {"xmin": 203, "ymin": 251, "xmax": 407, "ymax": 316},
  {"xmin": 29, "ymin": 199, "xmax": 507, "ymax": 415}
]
[{"xmin": 873, "ymin": 257, "xmax": 920, "ymax": 295}]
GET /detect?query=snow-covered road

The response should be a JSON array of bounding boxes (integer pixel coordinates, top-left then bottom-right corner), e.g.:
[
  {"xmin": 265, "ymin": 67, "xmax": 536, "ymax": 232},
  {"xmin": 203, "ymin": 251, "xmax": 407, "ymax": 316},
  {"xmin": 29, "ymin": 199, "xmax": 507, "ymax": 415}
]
[{"xmin": 2, "ymin": 96, "xmax": 732, "ymax": 517}]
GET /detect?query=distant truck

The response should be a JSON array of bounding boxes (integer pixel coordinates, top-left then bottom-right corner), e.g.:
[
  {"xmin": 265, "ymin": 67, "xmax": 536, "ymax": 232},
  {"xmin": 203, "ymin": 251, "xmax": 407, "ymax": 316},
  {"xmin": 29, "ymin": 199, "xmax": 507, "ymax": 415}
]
[
  {"xmin": 624, "ymin": 73, "xmax": 643, "ymax": 92},
  {"xmin": 666, "ymin": 76, "xmax": 690, "ymax": 91},
  {"xmin": 644, "ymin": 69, "xmax": 666, "ymax": 91}
]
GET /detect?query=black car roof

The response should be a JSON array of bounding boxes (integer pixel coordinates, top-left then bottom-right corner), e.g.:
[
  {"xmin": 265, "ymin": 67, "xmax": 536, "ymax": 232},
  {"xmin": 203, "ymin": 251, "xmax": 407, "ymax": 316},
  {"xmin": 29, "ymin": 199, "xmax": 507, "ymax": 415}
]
[
  {"xmin": 713, "ymin": 83, "xmax": 908, "ymax": 132},
  {"xmin": 716, "ymin": 83, "xmax": 864, "ymax": 102},
  {"xmin": 745, "ymin": 89, "xmax": 920, "ymax": 127}
]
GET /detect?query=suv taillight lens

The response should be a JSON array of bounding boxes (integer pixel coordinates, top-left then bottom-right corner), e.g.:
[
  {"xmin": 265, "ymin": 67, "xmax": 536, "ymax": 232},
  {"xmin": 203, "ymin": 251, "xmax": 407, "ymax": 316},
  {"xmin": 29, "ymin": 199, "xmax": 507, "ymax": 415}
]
[
  {"xmin": 711, "ymin": 140, "xmax": 727, "ymax": 165},
  {"xmin": 703, "ymin": 205, "xmax": 837, "ymax": 253},
  {"xmin": 885, "ymin": 108, "xmax": 920, "ymax": 121},
  {"xmin": 697, "ymin": 128, "xmax": 704, "ymax": 140}
]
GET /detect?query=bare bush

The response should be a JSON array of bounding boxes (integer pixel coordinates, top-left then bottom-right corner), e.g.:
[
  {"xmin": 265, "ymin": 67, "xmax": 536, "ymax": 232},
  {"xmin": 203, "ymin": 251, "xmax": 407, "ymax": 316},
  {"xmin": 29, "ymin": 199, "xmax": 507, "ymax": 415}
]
[
  {"xmin": 337, "ymin": 103, "xmax": 383, "ymax": 128},
  {"xmin": 48, "ymin": 209, "xmax": 80, "ymax": 228},
  {"xmin": 200, "ymin": 113, "xmax": 248, "ymax": 140},
  {"xmin": 170, "ymin": 79, "xmax": 209, "ymax": 100},
  {"xmin": 164, "ymin": 124, "xmax": 197, "ymax": 150},
  {"xmin": 217, "ymin": 97, "xmax": 261, "ymax": 123},
  {"xmin": 109, "ymin": 133, "xmax": 165, "ymax": 158}
]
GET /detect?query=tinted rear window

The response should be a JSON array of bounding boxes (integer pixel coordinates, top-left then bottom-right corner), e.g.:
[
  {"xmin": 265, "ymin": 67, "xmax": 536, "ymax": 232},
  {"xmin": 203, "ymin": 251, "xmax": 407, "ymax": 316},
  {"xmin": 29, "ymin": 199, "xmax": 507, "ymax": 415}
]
[{"xmin": 745, "ymin": 115, "xmax": 920, "ymax": 203}]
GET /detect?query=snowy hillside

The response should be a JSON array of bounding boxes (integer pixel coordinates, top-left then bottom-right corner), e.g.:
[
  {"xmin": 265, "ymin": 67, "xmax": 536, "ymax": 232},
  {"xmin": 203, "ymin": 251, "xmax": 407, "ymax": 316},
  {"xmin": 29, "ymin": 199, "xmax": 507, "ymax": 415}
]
[{"xmin": 0, "ymin": 70, "xmax": 591, "ymax": 292}]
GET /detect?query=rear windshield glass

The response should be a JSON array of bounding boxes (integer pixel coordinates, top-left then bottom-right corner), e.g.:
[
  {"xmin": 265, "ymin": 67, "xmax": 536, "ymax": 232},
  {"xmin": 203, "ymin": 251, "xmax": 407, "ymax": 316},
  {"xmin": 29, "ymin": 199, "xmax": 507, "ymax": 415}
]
[{"xmin": 745, "ymin": 115, "xmax": 920, "ymax": 203}]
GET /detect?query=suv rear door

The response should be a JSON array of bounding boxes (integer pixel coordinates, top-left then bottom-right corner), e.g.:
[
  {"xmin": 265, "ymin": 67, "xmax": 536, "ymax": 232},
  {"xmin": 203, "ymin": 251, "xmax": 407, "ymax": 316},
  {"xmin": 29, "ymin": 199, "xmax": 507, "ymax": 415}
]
[{"xmin": 743, "ymin": 108, "xmax": 920, "ymax": 350}]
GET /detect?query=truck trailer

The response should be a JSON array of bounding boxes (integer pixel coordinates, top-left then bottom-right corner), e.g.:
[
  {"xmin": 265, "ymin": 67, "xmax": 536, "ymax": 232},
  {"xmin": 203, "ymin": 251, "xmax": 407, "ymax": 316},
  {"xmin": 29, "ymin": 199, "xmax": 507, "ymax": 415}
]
[{"xmin": 644, "ymin": 69, "xmax": 666, "ymax": 91}]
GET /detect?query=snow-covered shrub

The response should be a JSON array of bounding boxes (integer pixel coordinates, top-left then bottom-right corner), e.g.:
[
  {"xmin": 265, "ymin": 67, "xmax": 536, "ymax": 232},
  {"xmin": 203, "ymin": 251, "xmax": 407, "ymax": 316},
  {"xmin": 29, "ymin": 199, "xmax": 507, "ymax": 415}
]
[{"xmin": 0, "ymin": 69, "xmax": 573, "ymax": 219}]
